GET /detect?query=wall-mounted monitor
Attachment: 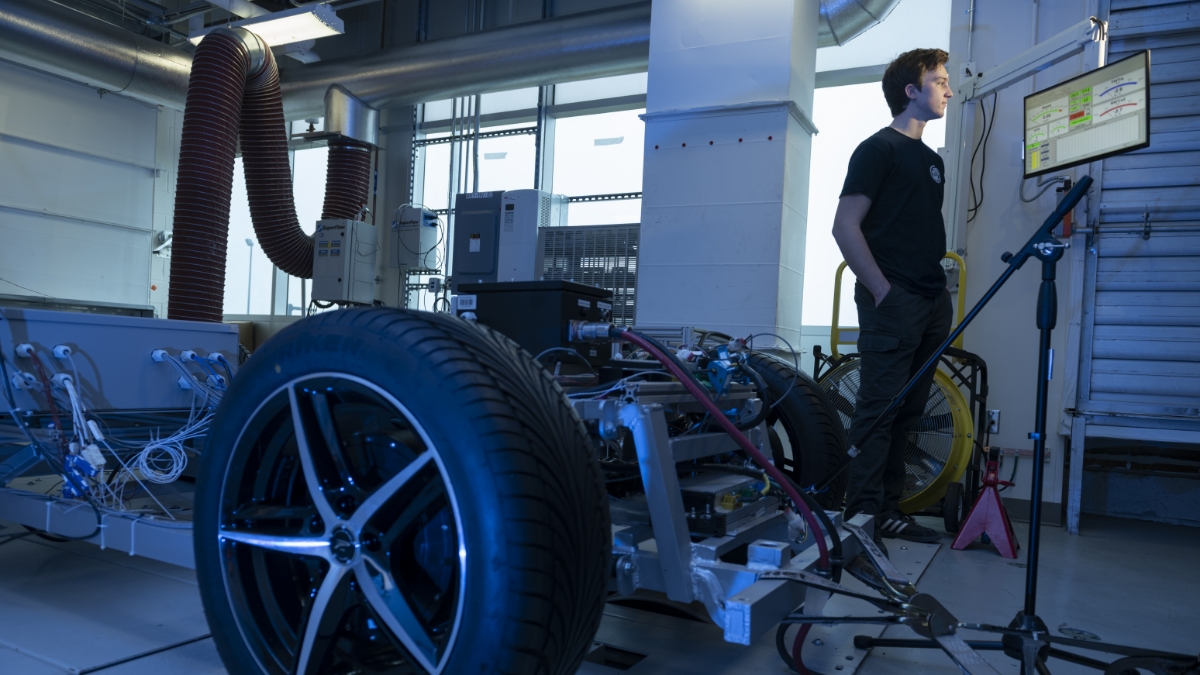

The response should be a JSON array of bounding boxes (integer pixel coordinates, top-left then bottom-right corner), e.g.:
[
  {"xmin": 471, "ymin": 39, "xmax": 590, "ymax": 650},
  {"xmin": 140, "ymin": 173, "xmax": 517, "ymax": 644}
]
[{"xmin": 1023, "ymin": 50, "xmax": 1150, "ymax": 178}]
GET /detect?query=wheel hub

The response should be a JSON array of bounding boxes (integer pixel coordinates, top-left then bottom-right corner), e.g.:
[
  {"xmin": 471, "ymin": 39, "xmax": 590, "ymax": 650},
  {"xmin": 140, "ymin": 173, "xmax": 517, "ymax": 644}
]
[{"xmin": 329, "ymin": 527, "xmax": 358, "ymax": 563}]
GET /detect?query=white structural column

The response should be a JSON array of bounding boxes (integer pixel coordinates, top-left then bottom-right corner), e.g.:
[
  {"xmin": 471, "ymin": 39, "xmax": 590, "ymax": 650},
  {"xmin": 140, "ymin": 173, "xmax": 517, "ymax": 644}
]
[{"xmin": 635, "ymin": 0, "xmax": 820, "ymax": 345}]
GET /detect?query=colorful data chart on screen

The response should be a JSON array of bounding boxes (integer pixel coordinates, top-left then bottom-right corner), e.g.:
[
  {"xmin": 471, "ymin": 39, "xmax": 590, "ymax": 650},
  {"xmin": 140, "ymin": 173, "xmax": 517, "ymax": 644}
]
[{"xmin": 1023, "ymin": 51, "xmax": 1150, "ymax": 177}]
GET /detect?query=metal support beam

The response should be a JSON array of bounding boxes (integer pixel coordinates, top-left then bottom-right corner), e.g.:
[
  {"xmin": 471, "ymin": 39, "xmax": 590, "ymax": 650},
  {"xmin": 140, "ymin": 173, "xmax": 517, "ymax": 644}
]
[
  {"xmin": 621, "ymin": 402, "xmax": 694, "ymax": 603},
  {"xmin": 0, "ymin": 489, "xmax": 194, "ymax": 568}
]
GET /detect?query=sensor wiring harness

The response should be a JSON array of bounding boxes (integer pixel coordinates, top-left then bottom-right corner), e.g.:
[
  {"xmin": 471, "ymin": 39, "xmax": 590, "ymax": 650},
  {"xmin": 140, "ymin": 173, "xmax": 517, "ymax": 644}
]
[{"xmin": 0, "ymin": 339, "xmax": 231, "ymax": 527}]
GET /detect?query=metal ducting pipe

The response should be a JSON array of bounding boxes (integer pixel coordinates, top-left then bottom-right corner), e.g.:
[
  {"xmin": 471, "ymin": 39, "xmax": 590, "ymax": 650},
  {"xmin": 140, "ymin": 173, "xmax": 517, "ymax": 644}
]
[
  {"xmin": 278, "ymin": 2, "xmax": 652, "ymax": 120},
  {"xmin": 0, "ymin": 0, "xmax": 897, "ymax": 119},
  {"xmin": 0, "ymin": 0, "xmax": 192, "ymax": 110},
  {"xmin": 819, "ymin": 0, "xmax": 904, "ymax": 47}
]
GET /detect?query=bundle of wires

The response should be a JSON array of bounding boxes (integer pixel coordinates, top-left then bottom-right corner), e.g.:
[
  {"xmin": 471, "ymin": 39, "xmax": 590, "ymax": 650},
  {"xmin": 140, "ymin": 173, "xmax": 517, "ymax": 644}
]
[{"xmin": 1, "ymin": 341, "xmax": 224, "ymax": 523}]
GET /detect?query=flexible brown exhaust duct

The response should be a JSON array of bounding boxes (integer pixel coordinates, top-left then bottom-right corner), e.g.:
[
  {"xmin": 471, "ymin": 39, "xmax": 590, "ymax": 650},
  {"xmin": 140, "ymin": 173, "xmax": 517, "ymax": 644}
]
[
  {"xmin": 168, "ymin": 29, "xmax": 378, "ymax": 322},
  {"xmin": 322, "ymin": 140, "xmax": 373, "ymax": 220},
  {"xmin": 167, "ymin": 28, "xmax": 265, "ymax": 323}
]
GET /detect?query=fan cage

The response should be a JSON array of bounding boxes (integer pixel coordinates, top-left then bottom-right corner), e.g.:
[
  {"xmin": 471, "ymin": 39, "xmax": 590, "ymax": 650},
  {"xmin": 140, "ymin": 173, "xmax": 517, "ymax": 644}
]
[
  {"xmin": 820, "ymin": 361, "xmax": 958, "ymax": 503},
  {"xmin": 537, "ymin": 224, "xmax": 639, "ymax": 326}
]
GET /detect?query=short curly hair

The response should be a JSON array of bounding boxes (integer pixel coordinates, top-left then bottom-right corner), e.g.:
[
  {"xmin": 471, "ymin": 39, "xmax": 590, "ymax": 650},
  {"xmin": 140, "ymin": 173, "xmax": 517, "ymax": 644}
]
[{"xmin": 882, "ymin": 48, "xmax": 950, "ymax": 117}]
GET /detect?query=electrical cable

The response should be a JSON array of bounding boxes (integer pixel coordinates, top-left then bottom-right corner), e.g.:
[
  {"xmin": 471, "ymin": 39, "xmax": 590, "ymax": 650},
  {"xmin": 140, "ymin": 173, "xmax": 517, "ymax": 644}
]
[
  {"xmin": 1020, "ymin": 175, "xmax": 1068, "ymax": 203},
  {"xmin": 614, "ymin": 327, "xmax": 831, "ymax": 572},
  {"xmin": 534, "ymin": 347, "xmax": 598, "ymax": 375},
  {"xmin": 746, "ymin": 332, "xmax": 801, "ymax": 410},
  {"xmin": 967, "ymin": 93, "xmax": 998, "ymax": 223}
]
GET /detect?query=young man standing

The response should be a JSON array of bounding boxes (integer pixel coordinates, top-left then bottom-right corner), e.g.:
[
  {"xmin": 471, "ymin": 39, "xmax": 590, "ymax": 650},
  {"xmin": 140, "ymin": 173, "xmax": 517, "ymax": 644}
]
[{"xmin": 832, "ymin": 49, "xmax": 954, "ymax": 547}]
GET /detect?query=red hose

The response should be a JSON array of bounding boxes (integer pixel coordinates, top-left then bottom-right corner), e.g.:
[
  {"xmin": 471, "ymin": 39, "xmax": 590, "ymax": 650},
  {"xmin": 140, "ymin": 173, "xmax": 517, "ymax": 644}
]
[
  {"xmin": 169, "ymin": 29, "xmax": 347, "ymax": 322},
  {"xmin": 614, "ymin": 329, "xmax": 831, "ymax": 571},
  {"xmin": 792, "ymin": 624, "xmax": 815, "ymax": 674}
]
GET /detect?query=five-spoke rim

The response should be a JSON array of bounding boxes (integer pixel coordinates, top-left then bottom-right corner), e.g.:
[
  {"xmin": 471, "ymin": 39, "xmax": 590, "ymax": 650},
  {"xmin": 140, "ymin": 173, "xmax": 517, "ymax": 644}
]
[{"xmin": 216, "ymin": 373, "xmax": 466, "ymax": 675}]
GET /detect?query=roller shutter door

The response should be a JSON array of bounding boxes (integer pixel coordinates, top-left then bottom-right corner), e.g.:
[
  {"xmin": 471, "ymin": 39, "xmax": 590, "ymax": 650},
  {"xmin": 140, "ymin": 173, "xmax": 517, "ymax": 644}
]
[{"xmin": 1078, "ymin": 1, "xmax": 1200, "ymax": 437}]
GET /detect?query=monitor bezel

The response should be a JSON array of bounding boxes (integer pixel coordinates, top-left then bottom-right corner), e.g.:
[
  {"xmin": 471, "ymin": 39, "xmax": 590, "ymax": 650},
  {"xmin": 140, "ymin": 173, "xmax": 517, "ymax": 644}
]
[{"xmin": 1022, "ymin": 49, "xmax": 1151, "ymax": 179}]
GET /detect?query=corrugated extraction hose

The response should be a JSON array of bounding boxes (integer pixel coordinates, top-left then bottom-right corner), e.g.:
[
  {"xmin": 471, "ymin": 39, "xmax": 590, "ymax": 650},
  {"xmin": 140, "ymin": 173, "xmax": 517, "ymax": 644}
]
[
  {"xmin": 168, "ymin": 30, "xmax": 261, "ymax": 323},
  {"xmin": 241, "ymin": 47, "xmax": 313, "ymax": 281},
  {"xmin": 322, "ymin": 140, "xmax": 373, "ymax": 220},
  {"xmin": 169, "ymin": 28, "xmax": 376, "ymax": 322}
]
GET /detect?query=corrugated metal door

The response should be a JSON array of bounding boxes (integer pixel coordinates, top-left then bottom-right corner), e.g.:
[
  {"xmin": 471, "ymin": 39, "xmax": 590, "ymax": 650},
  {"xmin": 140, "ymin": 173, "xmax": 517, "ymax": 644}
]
[{"xmin": 1077, "ymin": 1, "xmax": 1200, "ymax": 438}]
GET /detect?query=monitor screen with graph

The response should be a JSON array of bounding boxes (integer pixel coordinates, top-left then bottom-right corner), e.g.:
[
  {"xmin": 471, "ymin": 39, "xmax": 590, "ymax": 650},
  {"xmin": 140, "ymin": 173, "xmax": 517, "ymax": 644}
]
[{"xmin": 1023, "ymin": 50, "xmax": 1150, "ymax": 178}]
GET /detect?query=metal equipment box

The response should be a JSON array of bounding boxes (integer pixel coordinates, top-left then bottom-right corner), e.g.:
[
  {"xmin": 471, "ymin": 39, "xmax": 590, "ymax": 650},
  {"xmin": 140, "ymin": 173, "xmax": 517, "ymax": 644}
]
[
  {"xmin": 390, "ymin": 206, "xmax": 441, "ymax": 270},
  {"xmin": 499, "ymin": 190, "xmax": 567, "ymax": 283},
  {"xmin": 455, "ymin": 280, "xmax": 614, "ymax": 367},
  {"xmin": 451, "ymin": 190, "xmax": 566, "ymax": 291},
  {"xmin": 0, "ymin": 308, "xmax": 238, "ymax": 413},
  {"xmin": 312, "ymin": 219, "xmax": 378, "ymax": 305}
]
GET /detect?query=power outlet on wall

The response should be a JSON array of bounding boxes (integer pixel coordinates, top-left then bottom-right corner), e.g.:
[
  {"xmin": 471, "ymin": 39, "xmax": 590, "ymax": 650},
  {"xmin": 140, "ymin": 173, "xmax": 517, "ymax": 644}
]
[{"xmin": 986, "ymin": 409, "xmax": 1001, "ymax": 434}]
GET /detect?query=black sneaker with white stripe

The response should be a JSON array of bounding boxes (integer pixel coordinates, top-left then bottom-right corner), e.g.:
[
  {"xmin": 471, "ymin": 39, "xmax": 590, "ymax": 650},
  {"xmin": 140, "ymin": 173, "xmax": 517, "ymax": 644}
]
[{"xmin": 879, "ymin": 511, "xmax": 941, "ymax": 543}]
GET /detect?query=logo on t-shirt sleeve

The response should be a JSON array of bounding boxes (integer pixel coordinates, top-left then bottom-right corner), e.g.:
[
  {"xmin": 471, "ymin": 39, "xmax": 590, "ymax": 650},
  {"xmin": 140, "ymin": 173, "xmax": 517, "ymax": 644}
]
[{"xmin": 930, "ymin": 165, "xmax": 942, "ymax": 184}]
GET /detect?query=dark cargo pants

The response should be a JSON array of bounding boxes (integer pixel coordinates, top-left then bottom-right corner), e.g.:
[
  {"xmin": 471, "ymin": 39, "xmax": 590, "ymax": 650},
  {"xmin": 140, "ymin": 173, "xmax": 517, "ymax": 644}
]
[{"xmin": 844, "ymin": 281, "xmax": 953, "ymax": 516}]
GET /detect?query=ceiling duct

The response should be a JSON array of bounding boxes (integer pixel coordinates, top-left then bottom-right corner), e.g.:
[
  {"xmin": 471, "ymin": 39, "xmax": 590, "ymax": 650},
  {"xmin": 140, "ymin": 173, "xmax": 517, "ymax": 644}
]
[
  {"xmin": 278, "ymin": 3, "xmax": 652, "ymax": 120},
  {"xmin": 0, "ymin": 0, "xmax": 192, "ymax": 109},
  {"xmin": 818, "ymin": 0, "xmax": 904, "ymax": 47},
  {"xmin": 0, "ymin": 0, "xmax": 900, "ymax": 117}
]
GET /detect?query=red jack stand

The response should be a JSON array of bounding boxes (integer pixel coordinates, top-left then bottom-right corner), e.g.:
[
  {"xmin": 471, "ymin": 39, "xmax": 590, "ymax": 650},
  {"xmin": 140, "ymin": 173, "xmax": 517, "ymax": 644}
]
[{"xmin": 952, "ymin": 447, "xmax": 1019, "ymax": 558}]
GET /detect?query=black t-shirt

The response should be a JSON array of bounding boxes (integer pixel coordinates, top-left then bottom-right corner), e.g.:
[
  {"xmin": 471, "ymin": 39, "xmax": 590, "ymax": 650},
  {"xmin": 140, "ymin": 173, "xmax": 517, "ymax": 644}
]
[{"xmin": 840, "ymin": 127, "xmax": 947, "ymax": 297}]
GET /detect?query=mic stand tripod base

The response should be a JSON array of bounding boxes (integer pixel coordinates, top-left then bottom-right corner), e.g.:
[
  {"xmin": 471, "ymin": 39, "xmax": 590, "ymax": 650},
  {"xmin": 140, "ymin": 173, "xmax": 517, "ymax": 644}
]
[{"xmin": 1005, "ymin": 612, "xmax": 1051, "ymax": 675}]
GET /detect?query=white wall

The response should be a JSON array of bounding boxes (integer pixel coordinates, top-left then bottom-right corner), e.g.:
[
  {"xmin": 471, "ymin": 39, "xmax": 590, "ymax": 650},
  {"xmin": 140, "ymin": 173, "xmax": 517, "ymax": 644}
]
[
  {"xmin": 0, "ymin": 60, "xmax": 168, "ymax": 310},
  {"xmin": 946, "ymin": 0, "xmax": 1101, "ymax": 518}
]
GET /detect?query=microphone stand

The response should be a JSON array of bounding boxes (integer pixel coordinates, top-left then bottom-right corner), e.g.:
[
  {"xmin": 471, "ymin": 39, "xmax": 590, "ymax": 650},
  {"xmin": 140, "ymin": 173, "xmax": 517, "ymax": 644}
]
[{"xmin": 822, "ymin": 176, "xmax": 1093, "ymax": 672}]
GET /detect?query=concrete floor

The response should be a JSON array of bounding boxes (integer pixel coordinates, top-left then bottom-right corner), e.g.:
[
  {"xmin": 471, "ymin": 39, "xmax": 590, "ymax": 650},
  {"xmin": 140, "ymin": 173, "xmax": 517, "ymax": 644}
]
[{"xmin": 0, "ymin": 514, "xmax": 1197, "ymax": 674}]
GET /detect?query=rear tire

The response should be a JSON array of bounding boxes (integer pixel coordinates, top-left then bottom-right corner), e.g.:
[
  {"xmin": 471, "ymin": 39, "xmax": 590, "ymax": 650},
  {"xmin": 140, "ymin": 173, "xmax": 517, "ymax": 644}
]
[
  {"xmin": 195, "ymin": 308, "xmax": 610, "ymax": 675},
  {"xmin": 747, "ymin": 353, "xmax": 848, "ymax": 509}
]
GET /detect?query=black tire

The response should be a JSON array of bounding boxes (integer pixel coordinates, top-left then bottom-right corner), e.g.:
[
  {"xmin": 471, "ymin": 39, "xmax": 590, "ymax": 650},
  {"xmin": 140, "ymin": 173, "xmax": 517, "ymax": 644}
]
[
  {"xmin": 944, "ymin": 481, "xmax": 964, "ymax": 534},
  {"xmin": 195, "ymin": 308, "xmax": 610, "ymax": 675},
  {"xmin": 747, "ymin": 353, "xmax": 848, "ymax": 509}
]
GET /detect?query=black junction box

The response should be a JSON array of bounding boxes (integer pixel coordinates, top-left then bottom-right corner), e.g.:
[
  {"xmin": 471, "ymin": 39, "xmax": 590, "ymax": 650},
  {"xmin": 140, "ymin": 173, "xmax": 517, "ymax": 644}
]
[{"xmin": 456, "ymin": 281, "xmax": 614, "ymax": 368}]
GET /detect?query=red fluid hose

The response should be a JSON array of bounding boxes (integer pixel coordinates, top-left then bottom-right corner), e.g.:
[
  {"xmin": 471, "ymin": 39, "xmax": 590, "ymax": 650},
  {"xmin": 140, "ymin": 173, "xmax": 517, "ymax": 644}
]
[
  {"xmin": 793, "ymin": 624, "xmax": 815, "ymax": 674},
  {"xmin": 613, "ymin": 329, "xmax": 831, "ymax": 571}
]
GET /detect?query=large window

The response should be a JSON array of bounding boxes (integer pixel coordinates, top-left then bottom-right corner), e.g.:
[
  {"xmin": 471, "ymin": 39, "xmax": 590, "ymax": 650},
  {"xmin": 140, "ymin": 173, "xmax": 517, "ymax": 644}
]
[
  {"xmin": 223, "ymin": 146, "xmax": 326, "ymax": 316},
  {"xmin": 552, "ymin": 109, "xmax": 644, "ymax": 225},
  {"xmin": 801, "ymin": 83, "xmax": 946, "ymax": 327}
]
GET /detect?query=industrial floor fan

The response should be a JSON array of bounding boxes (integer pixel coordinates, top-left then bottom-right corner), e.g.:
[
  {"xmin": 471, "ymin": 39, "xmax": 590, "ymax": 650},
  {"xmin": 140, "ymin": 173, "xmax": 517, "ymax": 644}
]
[
  {"xmin": 819, "ymin": 254, "xmax": 982, "ymax": 518},
  {"xmin": 818, "ymin": 359, "xmax": 973, "ymax": 514}
]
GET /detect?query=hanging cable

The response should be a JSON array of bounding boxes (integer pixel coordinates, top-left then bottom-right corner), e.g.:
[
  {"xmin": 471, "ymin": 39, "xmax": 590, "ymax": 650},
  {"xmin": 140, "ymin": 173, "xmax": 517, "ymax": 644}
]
[{"xmin": 967, "ymin": 93, "xmax": 998, "ymax": 223}]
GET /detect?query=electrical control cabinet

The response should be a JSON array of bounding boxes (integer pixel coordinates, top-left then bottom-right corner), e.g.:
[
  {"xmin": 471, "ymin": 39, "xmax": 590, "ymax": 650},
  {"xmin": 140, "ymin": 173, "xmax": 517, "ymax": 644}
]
[
  {"xmin": 498, "ymin": 190, "xmax": 567, "ymax": 283},
  {"xmin": 451, "ymin": 190, "xmax": 567, "ymax": 291},
  {"xmin": 312, "ymin": 219, "xmax": 378, "ymax": 305},
  {"xmin": 390, "ymin": 206, "xmax": 441, "ymax": 270}
]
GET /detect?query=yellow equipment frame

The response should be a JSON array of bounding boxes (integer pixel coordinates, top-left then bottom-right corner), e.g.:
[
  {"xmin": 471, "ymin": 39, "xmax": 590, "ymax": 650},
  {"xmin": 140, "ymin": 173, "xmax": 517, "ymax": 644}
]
[{"xmin": 824, "ymin": 252, "xmax": 973, "ymax": 514}]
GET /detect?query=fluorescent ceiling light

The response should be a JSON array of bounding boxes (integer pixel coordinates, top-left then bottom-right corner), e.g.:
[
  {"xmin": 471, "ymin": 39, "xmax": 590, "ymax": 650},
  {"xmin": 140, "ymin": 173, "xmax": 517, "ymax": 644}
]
[{"xmin": 190, "ymin": 4, "xmax": 343, "ymax": 47}]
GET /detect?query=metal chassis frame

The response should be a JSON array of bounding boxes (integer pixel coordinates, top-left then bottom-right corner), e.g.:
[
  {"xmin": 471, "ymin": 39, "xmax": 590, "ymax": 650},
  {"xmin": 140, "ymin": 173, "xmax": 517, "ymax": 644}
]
[{"xmin": 573, "ymin": 384, "xmax": 864, "ymax": 647}]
